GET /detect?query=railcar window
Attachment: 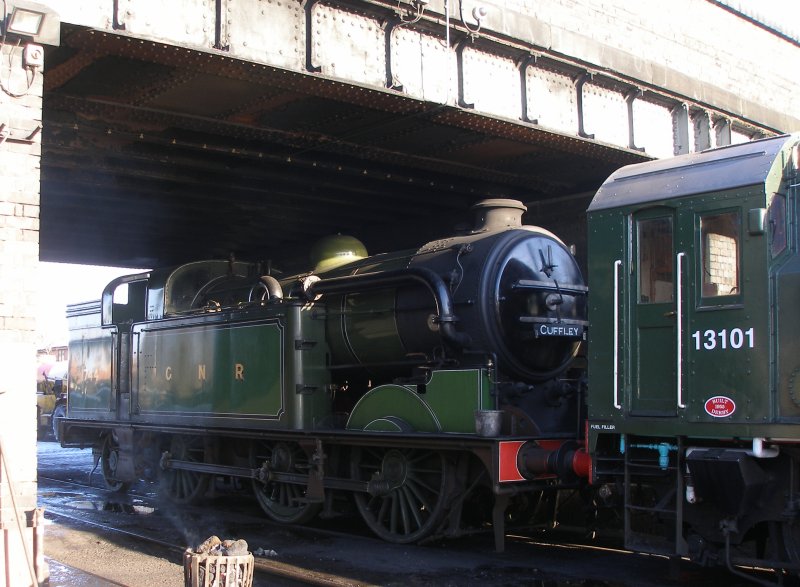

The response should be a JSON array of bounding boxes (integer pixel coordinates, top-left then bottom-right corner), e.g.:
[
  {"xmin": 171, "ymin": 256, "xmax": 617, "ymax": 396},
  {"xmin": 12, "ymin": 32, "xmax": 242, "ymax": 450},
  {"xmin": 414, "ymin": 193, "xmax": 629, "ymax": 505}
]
[
  {"xmin": 701, "ymin": 212, "xmax": 740, "ymax": 297},
  {"xmin": 769, "ymin": 194, "xmax": 787, "ymax": 258},
  {"xmin": 637, "ymin": 217, "xmax": 673, "ymax": 304}
]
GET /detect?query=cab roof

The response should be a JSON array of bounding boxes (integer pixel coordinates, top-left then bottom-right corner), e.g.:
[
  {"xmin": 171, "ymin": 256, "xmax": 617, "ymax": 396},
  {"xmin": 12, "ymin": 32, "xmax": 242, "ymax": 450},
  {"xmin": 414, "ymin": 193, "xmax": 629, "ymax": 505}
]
[{"xmin": 588, "ymin": 134, "xmax": 799, "ymax": 212}]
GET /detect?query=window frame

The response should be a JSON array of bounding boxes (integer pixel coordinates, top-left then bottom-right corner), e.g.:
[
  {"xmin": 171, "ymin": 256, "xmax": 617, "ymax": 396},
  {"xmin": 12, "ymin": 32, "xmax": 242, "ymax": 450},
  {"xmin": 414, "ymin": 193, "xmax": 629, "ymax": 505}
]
[
  {"xmin": 697, "ymin": 208, "xmax": 742, "ymax": 305},
  {"xmin": 768, "ymin": 192, "xmax": 788, "ymax": 259},
  {"xmin": 635, "ymin": 215, "xmax": 674, "ymax": 305}
]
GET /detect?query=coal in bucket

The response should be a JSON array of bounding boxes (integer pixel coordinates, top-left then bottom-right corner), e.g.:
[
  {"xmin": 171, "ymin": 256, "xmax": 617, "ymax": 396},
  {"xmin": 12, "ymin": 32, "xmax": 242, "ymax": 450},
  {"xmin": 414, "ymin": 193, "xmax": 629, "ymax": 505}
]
[{"xmin": 184, "ymin": 536, "xmax": 254, "ymax": 587}]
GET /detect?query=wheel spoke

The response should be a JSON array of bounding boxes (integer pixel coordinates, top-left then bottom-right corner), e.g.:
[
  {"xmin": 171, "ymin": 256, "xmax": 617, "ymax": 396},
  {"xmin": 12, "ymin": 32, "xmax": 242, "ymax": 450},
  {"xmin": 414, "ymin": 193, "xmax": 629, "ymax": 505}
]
[
  {"xmin": 402, "ymin": 484, "xmax": 424, "ymax": 530},
  {"xmin": 390, "ymin": 495, "xmax": 400, "ymax": 534},
  {"xmin": 375, "ymin": 495, "xmax": 389, "ymax": 526},
  {"xmin": 398, "ymin": 486, "xmax": 415, "ymax": 534},
  {"xmin": 406, "ymin": 478, "xmax": 433, "ymax": 513}
]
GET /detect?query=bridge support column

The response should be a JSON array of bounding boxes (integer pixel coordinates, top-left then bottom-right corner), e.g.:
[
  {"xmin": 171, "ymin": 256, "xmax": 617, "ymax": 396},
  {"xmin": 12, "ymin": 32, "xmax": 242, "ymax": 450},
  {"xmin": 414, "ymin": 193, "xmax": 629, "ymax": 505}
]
[{"xmin": 0, "ymin": 40, "xmax": 47, "ymax": 586}]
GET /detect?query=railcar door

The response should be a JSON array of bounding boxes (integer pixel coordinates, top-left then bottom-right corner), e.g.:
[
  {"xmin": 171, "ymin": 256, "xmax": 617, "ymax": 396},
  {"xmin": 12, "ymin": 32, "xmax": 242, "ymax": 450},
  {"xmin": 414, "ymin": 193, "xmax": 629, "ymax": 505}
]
[
  {"xmin": 628, "ymin": 209, "xmax": 679, "ymax": 416},
  {"xmin": 677, "ymin": 197, "xmax": 768, "ymax": 423}
]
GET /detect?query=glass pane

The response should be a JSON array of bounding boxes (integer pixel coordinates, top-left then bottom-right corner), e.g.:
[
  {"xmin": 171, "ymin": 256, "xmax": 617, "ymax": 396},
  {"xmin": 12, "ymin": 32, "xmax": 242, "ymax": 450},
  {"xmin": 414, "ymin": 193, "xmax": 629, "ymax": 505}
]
[
  {"xmin": 637, "ymin": 217, "xmax": 673, "ymax": 304},
  {"xmin": 769, "ymin": 194, "xmax": 787, "ymax": 258},
  {"xmin": 701, "ymin": 212, "xmax": 740, "ymax": 297},
  {"xmin": 113, "ymin": 283, "xmax": 129, "ymax": 305}
]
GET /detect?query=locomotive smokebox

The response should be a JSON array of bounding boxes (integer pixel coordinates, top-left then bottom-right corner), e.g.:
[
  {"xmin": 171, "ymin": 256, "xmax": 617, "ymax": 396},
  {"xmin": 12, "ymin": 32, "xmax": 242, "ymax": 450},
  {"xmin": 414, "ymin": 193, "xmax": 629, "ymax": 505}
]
[{"xmin": 316, "ymin": 198, "xmax": 588, "ymax": 383}]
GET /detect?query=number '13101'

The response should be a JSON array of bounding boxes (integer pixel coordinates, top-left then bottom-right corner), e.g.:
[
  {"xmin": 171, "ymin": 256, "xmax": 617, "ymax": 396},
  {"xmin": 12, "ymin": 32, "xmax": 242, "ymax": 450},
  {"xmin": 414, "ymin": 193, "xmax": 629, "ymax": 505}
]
[{"xmin": 691, "ymin": 328, "xmax": 754, "ymax": 350}]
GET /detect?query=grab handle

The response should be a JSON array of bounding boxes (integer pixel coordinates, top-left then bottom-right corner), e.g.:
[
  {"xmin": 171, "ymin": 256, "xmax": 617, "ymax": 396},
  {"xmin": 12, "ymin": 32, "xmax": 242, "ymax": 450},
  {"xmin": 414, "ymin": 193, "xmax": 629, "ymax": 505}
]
[
  {"xmin": 676, "ymin": 252, "xmax": 686, "ymax": 409},
  {"xmin": 613, "ymin": 260, "xmax": 622, "ymax": 409}
]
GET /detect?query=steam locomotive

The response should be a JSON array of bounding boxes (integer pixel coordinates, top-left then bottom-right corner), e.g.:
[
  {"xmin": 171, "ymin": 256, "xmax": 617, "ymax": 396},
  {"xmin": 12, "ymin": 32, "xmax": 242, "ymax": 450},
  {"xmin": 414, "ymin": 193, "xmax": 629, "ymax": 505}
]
[
  {"xmin": 62, "ymin": 198, "xmax": 589, "ymax": 548},
  {"xmin": 61, "ymin": 133, "xmax": 800, "ymax": 574}
]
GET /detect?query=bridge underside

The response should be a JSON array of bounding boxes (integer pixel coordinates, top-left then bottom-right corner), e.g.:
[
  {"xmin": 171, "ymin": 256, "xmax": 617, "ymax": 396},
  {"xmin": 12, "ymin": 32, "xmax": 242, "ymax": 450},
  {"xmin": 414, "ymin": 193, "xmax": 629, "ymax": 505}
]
[
  {"xmin": 24, "ymin": 0, "xmax": 796, "ymax": 270},
  {"xmin": 41, "ymin": 25, "xmax": 647, "ymax": 269}
]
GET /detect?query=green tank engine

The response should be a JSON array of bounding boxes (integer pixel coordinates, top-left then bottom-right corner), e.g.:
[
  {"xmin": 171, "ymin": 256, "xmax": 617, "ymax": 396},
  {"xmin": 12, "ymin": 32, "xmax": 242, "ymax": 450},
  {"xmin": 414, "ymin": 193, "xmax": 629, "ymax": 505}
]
[
  {"xmin": 587, "ymin": 134, "xmax": 800, "ymax": 572},
  {"xmin": 61, "ymin": 198, "xmax": 590, "ymax": 546}
]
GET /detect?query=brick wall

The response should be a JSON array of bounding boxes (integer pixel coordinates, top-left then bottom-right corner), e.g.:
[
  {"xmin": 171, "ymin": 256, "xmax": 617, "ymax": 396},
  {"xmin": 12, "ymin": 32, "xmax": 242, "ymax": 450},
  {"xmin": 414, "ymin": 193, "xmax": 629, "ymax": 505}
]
[{"xmin": 0, "ymin": 41, "xmax": 46, "ymax": 585}]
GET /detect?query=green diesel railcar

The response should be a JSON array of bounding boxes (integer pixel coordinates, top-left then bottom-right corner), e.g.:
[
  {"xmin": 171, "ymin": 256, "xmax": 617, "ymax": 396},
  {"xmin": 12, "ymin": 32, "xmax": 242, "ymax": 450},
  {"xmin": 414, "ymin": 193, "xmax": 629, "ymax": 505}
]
[{"xmin": 587, "ymin": 134, "xmax": 800, "ymax": 569}]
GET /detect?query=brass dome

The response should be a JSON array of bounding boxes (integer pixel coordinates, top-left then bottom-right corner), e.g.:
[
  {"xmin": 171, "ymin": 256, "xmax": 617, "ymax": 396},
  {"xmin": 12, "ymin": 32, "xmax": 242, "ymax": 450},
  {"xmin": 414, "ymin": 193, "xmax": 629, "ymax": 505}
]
[{"xmin": 310, "ymin": 234, "xmax": 368, "ymax": 272}]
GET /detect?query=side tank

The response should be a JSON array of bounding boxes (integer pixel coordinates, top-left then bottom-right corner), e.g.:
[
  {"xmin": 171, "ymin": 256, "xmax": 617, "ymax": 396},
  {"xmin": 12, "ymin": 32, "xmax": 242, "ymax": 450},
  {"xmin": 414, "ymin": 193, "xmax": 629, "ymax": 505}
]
[{"xmin": 310, "ymin": 199, "xmax": 587, "ymax": 383}]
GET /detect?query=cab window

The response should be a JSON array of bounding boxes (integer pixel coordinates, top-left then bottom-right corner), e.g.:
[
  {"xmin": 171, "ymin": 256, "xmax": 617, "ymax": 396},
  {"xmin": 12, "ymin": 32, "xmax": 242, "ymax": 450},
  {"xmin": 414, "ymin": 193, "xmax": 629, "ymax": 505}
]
[
  {"xmin": 637, "ymin": 217, "xmax": 673, "ymax": 304},
  {"xmin": 700, "ymin": 211, "xmax": 740, "ymax": 297},
  {"xmin": 769, "ymin": 194, "xmax": 787, "ymax": 258}
]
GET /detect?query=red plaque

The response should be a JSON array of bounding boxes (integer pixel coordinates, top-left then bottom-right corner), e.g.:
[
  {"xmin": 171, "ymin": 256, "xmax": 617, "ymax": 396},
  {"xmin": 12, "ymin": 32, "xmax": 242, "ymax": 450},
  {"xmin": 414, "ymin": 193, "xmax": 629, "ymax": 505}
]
[{"xmin": 704, "ymin": 396, "xmax": 736, "ymax": 418}]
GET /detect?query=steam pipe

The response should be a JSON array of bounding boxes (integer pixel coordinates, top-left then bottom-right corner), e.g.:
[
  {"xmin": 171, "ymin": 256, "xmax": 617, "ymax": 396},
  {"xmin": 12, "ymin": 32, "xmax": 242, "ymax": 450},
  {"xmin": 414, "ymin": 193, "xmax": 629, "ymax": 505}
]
[
  {"xmin": 250, "ymin": 274, "xmax": 283, "ymax": 302},
  {"xmin": 304, "ymin": 267, "xmax": 471, "ymax": 348}
]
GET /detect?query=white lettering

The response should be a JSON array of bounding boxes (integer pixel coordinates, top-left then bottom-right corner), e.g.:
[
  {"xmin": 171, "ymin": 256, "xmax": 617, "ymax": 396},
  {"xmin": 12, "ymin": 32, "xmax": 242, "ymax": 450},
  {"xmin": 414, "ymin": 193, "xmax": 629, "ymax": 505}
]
[
  {"xmin": 692, "ymin": 327, "xmax": 755, "ymax": 351},
  {"xmin": 538, "ymin": 324, "xmax": 581, "ymax": 337},
  {"xmin": 589, "ymin": 424, "xmax": 616, "ymax": 430},
  {"xmin": 703, "ymin": 329, "xmax": 716, "ymax": 350},
  {"xmin": 729, "ymin": 328, "xmax": 743, "ymax": 349}
]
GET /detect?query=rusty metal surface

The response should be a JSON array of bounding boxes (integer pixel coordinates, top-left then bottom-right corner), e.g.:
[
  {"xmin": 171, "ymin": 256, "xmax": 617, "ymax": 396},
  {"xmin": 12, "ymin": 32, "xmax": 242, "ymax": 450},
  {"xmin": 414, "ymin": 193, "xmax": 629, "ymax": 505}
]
[{"xmin": 41, "ymin": 25, "xmax": 649, "ymax": 269}]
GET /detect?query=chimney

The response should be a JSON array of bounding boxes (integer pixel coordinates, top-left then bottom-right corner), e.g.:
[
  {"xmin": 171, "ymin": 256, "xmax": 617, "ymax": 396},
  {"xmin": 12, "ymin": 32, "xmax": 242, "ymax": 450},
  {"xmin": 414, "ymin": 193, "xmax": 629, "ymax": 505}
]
[{"xmin": 471, "ymin": 199, "xmax": 527, "ymax": 232}]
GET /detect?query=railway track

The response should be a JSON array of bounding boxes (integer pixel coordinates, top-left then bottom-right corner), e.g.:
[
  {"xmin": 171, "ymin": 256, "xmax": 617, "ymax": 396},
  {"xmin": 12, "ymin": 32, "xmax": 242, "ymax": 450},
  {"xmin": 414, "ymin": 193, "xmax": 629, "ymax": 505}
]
[
  {"xmin": 41, "ymin": 478, "xmax": 380, "ymax": 587},
  {"xmin": 39, "ymin": 444, "xmax": 774, "ymax": 587},
  {"xmin": 47, "ymin": 510, "xmax": 380, "ymax": 587}
]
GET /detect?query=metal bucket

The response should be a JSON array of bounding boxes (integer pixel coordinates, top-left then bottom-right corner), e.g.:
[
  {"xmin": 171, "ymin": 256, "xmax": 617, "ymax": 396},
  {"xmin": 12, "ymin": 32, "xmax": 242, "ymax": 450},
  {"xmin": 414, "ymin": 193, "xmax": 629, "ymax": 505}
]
[
  {"xmin": 183, "ymin": 549, "xmax": 254, "ymax": 587},
  {"xmin": 474, "ymin": 409, "xmax": 503, "ymax": 437}
]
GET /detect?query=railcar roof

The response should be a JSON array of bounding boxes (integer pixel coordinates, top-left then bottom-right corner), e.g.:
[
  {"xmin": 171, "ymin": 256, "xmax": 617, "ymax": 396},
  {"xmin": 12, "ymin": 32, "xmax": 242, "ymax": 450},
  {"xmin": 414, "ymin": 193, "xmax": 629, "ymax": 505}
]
[{"xmin": 588, "ymin": 134, "xmax": 799, "ymax": 212}]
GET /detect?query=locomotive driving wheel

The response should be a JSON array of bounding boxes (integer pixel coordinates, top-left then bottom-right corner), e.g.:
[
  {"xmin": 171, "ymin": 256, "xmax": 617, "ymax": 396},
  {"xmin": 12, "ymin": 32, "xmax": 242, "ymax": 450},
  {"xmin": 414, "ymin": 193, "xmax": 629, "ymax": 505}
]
[
  {"xmin": 350, "ymin": 447, "xmax": 453, "ymax": 543},
  {"xmin": 100, "ymin": 434, "xmax": 131, "ymax": 493},
  {"xmin": 250, "ymin": 441, "xmax": 322, "ymax": 524},
  {"xmin": 159, "ymin": 435, "xmax": 210, "ymax": 505}
]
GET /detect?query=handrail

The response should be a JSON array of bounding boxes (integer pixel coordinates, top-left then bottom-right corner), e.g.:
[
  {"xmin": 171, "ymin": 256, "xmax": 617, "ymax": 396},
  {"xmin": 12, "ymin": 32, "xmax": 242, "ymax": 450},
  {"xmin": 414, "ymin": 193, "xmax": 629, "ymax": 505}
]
[
  {"xmin": 676, "ymin": 252, "xmax": 686, "ymax": 409},
  {"xmin": 613, "ymin": 259, "xmax": 622, "ymax": 409}
]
